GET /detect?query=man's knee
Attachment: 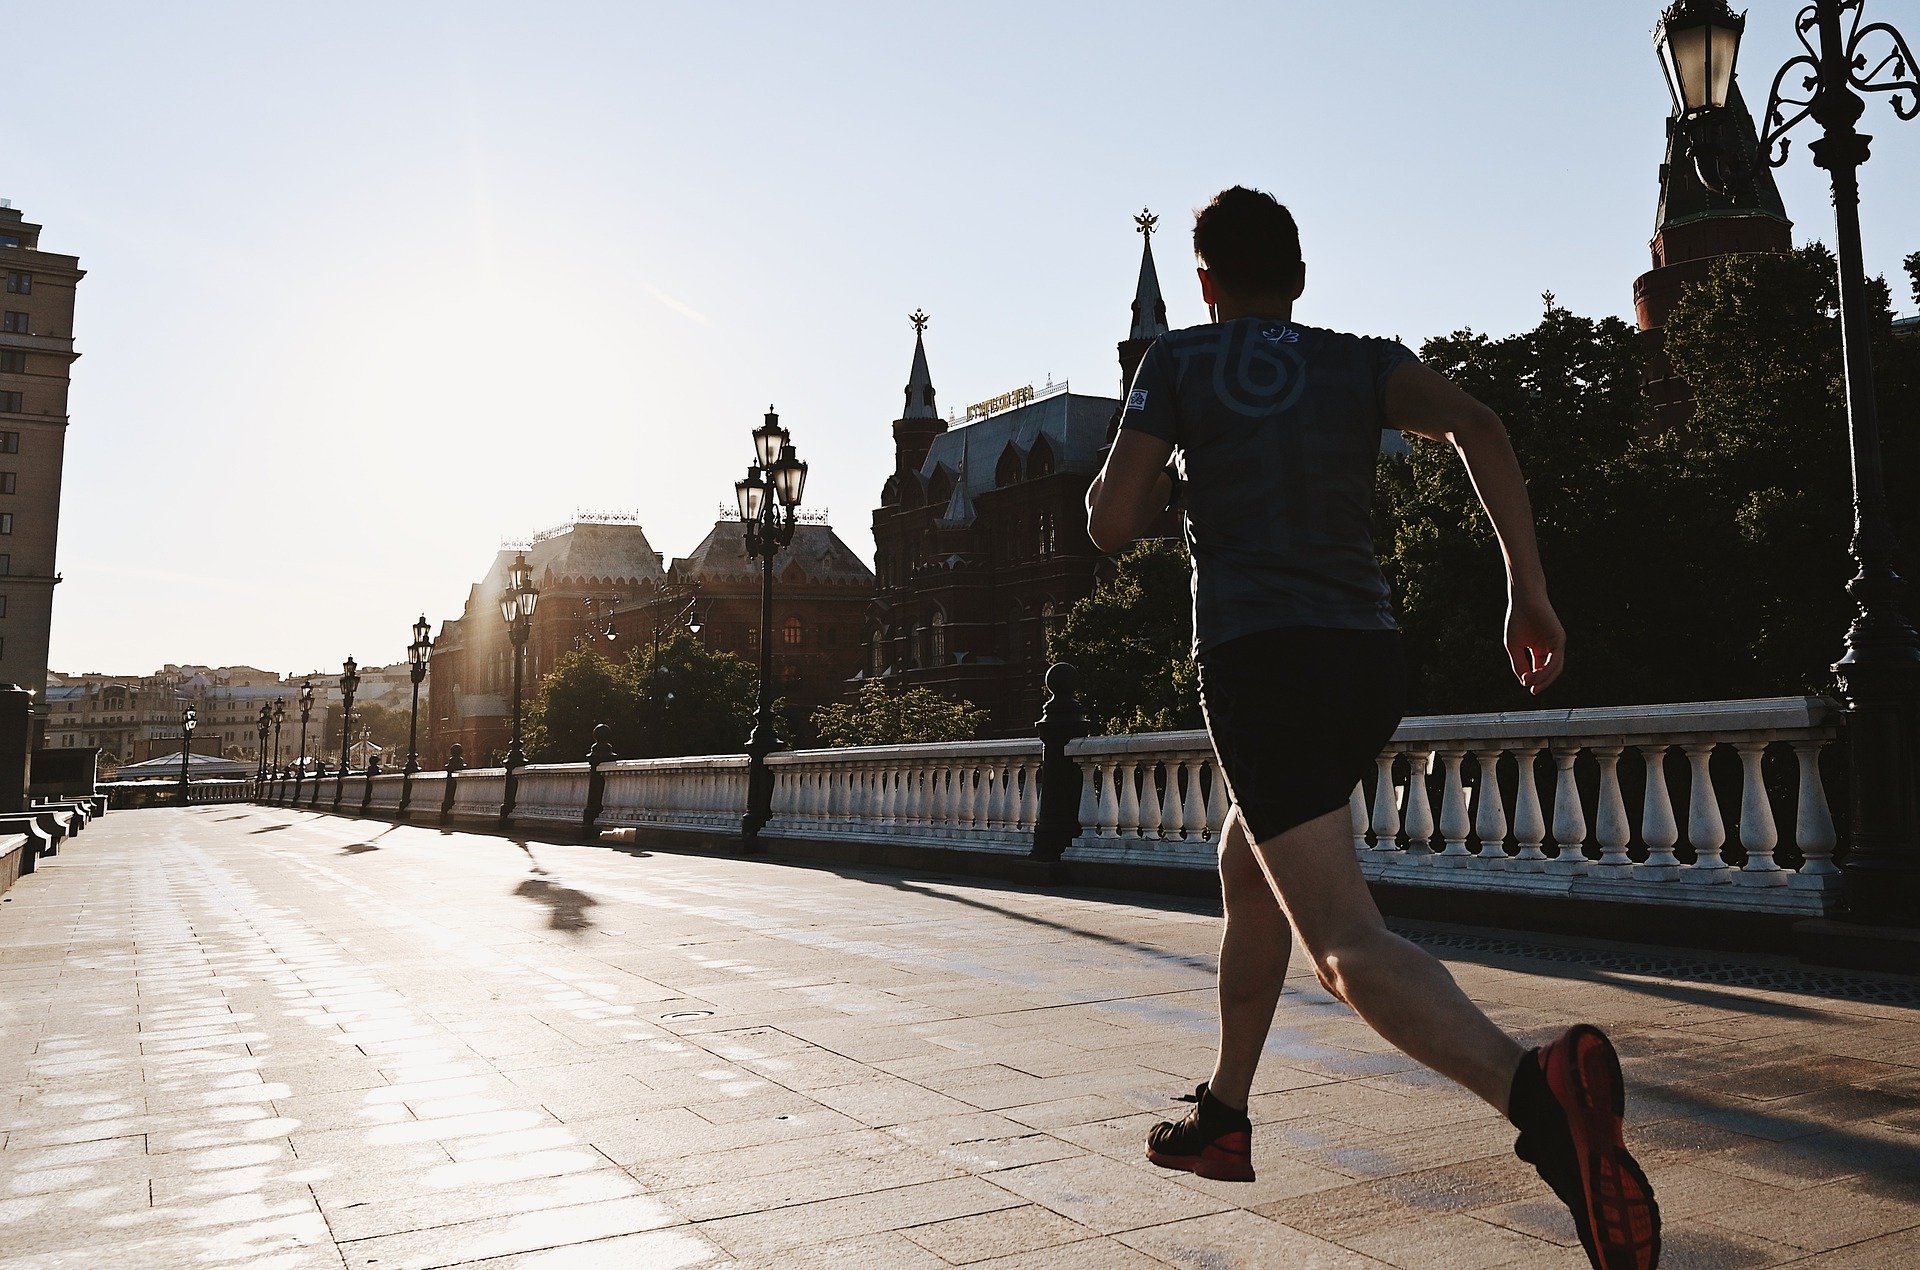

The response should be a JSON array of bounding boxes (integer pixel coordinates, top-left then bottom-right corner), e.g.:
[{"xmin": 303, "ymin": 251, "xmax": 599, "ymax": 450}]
[{"xmin": 1309, "ymin": 937, "xmax": 1381, "ymax": 1003}]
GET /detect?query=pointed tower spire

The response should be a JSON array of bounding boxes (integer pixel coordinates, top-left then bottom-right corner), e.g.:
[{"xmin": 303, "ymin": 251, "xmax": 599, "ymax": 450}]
[
  {"xmin": 893, "ymin": 309, "xmax": 947, "ymax": 476},
  {"xmin": 1129, "ymin": 209, "xmax": 1169, "ymax": 341},
  {"xmin": 903, "ymin": 308, "xmax": 938, "ymax": 421}
]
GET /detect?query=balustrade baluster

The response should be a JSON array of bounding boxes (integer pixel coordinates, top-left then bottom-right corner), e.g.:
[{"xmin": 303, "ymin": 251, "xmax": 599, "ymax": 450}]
[
  {"xmin": 1370, "ymin": 752, "xmax": 1401, "ymax": 851},
  {"xmin": 1114, "ymin": 759, "xmax": 1141, "ymax": 837},
  {"xmin": 1592, "ymin": 745, "xmax": 1632, "ymax": 871},
  {"xmin": 1734, "ymin": 738, "xmax": 1786, "ymax": 886},
  {"xmin": 1138, "ymin": 762, "xmax": 1164, "ymax": 840},
  {"xmin": 1471, "ymin": 748, "xmax": 1507, "ymax": 862},
  {"xmin": 1436, "ymin": 748, "xmax": 1471, "ymax": 859},
  {"xmin": 1511, "ymin": 742, "xmax": 1548, "ymax": 869},
  {"xmin": 1179, "ymin": 759, "xmax": 1207, "ymax": 840},
  {"xmin": 1076, "ymin": 757, "xmax": 1097, "ymax": 833},
  {"xmin": 1549, "ymin": 746, "xmax": 1589, "ymax": 871},
  {"xmin": 1402, "ymin": 750, "xmax": 1436, "ymax": 856},
  {"xmin": 1205, "ymin": 758, "xmax": 1230, "ymax": 836},
  {"xmin": 1637, "ymin": 744, "xmax": 1680, "ymax": 880},
  {"xmin": 1791, "ymin": 738, "xmax": 1839, "ymax": 878},
  {"xmin": 1158, "ymin": 760, "xmax": 1184, "ymax": 841},
  {"xmin": 1093, "ymin": 757, "xmax": 1120, "ymax": 838},
  {"xmin": 1684, "ymin": 742, "xmax": 1730, "ymax": 881},
  {"xmin": 1021, "ymin": 758, "xmax": 1043, "ymax": 831},
  {"xmin": 1349, "ymin": 782, "xmax": 1369, "ymax": 854}
]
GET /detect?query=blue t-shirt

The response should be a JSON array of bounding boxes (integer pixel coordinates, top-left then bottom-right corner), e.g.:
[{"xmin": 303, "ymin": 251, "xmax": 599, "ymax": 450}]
[{"xmin": 1119, "ymin": 318, "xmax": 1417, "ymax": 655}]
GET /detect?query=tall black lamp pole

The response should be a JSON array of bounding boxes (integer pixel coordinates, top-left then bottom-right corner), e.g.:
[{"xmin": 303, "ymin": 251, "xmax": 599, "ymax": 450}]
[
  {"xmin": 256, "ymin": 705, "xmax": 271, "ymax": 784},
  {"xmin": 293, "ymin": 681, "xmax": 314, "ymax": 805},
  {"xmin": 501, "ymin": 552, "xmax": 539, "ymax": 772},
  {"xmin": 405, "ymin": 614, "xmax": 432, "ymax": 776},
  {"xmin": 178, "ymin": 706, "xmax": 196, "ymax": 805},
  {"xmin": 734, "ymin": 406, "xmax": 808, "ymax": 851},
  {"xmin": 333, "ymin": 657, "xmax": 360, "ymax": 809},
  {"xmin": 271, "ymin": 698, "xmax": 285, "ymax": 779},
  {"xmin": 1659, "ymin": 0, "xmax": 1920, "ymax": 923}
]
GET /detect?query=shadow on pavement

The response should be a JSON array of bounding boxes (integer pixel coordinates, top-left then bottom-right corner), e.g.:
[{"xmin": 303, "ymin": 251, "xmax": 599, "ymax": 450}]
[
  {"xmin": 248, "ymin": 824, "xmax": 291, "ymax": 834},
  {"xmin": 884, "ymin": 877, "xmax": 1220, "ymax": 976}
]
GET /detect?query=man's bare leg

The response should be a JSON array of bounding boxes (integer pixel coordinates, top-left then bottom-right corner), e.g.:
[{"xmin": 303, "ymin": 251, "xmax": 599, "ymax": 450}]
[
  {"xmin": 1251, "ymin": 804, "xmax": 1523, "ymax": 1109},
  {"xmin": 1205, "ymin": 809, "xmax": 1290, "ymax": 1110}
]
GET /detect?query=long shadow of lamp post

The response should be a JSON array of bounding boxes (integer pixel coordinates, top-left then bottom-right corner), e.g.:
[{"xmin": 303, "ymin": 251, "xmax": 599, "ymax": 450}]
[
  {"xmin": 401, "ymin": 614, "xmax": 431, "ymax": 817},
  {"xmin": 1657, "ymin": 0, "xmax": 1920, "ymax": 923},
  {"xmin": 292, "ymin": 681, "xmax": 313, "ymax": 806},
  {"xmin": 333, "ymin": 656, "xmax": 359, "ymax": 811},
  {"xmin": 500, "ymin": 551, "xmax": 539, "ymax": 823},
  {"xmin": 734, "ymin": 406, "xmax": 808, "ymax": 853},
  {"xmin": 177, "ymin": 706, "xmax": 196, "ymax": 806}
]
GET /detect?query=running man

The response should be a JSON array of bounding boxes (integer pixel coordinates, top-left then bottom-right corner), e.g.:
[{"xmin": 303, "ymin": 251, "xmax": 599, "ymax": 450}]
[{"xmin": 1085, "ymin": 186, "xmax": 1658, "ymax": 1270}]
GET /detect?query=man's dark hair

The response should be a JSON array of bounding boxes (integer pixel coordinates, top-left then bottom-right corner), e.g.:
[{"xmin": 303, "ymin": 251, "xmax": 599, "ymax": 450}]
[{"xmin": 1193, "ymin": 186, "xmax": 1302, "ymax": 294}]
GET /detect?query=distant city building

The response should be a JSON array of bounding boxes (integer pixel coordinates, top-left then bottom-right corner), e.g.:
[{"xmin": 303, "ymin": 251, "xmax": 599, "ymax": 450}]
[
  {"xmin": 0, "ymin": 199, "xmax": 82, "ymax": 710},
  {"xmin": 866, "ymin": 222, "xmax": 1179, "ymax": 734},
  {"xmin": 1633, "ymin": 84, "xmax": 1793, "ymax": 429},
  {"xmin": 427, "ymin": 515, "xmax": 874, "ymax": 764}
]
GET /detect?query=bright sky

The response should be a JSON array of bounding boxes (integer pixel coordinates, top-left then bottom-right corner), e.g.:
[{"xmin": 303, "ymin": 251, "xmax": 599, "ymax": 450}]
[{"xmin": 14, "ymin": 1, "xmax": 1919, "ymax": 676}]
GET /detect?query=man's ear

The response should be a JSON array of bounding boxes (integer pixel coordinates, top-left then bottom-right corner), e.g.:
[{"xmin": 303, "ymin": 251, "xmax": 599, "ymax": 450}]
[
  {"xmin": 1291, "ymin": 261, "xmax": 1307, "ymax": 302},
  {"xmin": 1197, "ymin": 267, "xmax": 1216, "ymax": 307}
]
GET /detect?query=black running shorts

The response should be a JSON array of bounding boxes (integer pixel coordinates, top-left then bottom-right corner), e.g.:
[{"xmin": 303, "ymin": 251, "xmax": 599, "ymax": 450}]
[{"xmin": 1197, "ymin": 626, "xmax": 1406, "ymax": 845}]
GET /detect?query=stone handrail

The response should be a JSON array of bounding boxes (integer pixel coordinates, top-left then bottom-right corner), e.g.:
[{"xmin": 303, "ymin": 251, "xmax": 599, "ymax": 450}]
[
  {"xmin": 766, "ymin": 737, "xmax": 1044, "ymax": 852},
  {"xmin": 513, "ymin": 764, "xmax": 592, "ymax": 829},
  {"xmin": 449, "ymin": 768, "xmax": 508, "ymax": 823},
  {"xmin": 598, "ymin": 754, "xmax": 748, "ymax": 834},
  {"xmin": 1067, "ymin": 696, "xmax": 1841, "ymax": 914}
]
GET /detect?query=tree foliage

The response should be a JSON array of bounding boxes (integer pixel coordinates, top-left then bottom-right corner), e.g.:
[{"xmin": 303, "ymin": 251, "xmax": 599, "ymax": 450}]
[
  {"xmin": 524, "ymin": 634, "xmax": 759, "ymax": 762},
  {"xmin": 1049, "ymin": 539, "xmax": 1201, "ymax": 735},
  {"xmin": 810, "ymin": 681, "xmax": 987, "ymax": 747},
  {"xmin": 1906, "ymin": 250, "xmax": 1919, "ymax": 309}
]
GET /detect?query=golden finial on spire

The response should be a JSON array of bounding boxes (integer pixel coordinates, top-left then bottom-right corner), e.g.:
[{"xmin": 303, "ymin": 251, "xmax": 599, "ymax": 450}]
[
  {"xmin": 909, "ymin": 308, "xmax": 930, "ymax": 332},
  {"xmin": 1135, "ymin": 208, "xmax": 1158, "ymax": 237}
]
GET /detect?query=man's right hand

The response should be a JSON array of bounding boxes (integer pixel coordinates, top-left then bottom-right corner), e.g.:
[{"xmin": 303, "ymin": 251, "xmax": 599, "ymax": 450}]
[{"xmin": 1505, "ymin": 591, "xmax": 1566, "ymax": 695}]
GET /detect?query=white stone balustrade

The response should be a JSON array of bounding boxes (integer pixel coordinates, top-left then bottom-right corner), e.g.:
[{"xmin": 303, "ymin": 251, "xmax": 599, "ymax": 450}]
[
  {"xmin": 510, "ymin": 764, "xmax": 590, "ymax": 829},
  {"xmin": 765, "ymin": 739, "xmax": 1044, "ymax": 853},
  {"xmin": 597, "ymin": 755, "xmax": 748, "ymax": 833},
  {"xmin": 1066, "ymin": 731, "xmax": 1228, "ymax": 867},
  {"xmin": 408, "ymin": 770, "xmax": 448, "ymax": 814},
  {"xmin": 366, "ymin": 774, "xmax": 405, "ymax": 813},
  {"xmin": 448, "ymin": 769, "xmax": 508, "ymax": 824}
]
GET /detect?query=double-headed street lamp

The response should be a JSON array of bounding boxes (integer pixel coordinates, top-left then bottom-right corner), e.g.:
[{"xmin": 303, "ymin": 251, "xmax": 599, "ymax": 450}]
[
  {"xmin": 333, "ymin": 657, "xmax": 360, "ymax": 809},
  {"xmin": 734, "ymin": 406, "xmax": 808, "ymax": 850},
  {"xmin": 256, "ymin": 704, "xmax": 271, "ymax": 784},
  {"xmin": 1657, "ymin": 0, "xmax": 1920, "ymax": 923},
  {"xmin": 405, "ymin": 615, "xmax": 432, "ymax": 776},
  {"xmin": 501, "ymin": 552, "xmax": 540, "ymax": 772},
  {"xmin": 178, "ymin": 706, "xmax": 196, "ymax": 804},
  {"xmin": 272, "ymin": 698, "xmax": 285, "ymax": 780},
  {"xmin": 293, "ymin": 681, "xmax": 314, "ymax": 804}
]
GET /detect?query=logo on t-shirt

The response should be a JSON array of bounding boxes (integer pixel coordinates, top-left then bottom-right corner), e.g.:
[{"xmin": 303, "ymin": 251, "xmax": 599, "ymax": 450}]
[
  {"xmin": 1260, "ymin": 324, "xmax": 1301, "ymax": 345},
  {"xmin": 1127, "ymin": 388, "xmax": 1149, "ymax": 410}
]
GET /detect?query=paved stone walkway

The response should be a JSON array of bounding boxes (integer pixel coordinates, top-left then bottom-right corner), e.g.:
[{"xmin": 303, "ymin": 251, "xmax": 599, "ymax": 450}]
[{"xmin": 2, "ymin": 809, "xmax": 1918, "ymax": 1268}]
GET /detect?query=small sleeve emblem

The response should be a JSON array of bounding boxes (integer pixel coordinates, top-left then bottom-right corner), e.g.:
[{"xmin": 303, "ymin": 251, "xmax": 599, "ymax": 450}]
[{"xmin": 1127, "ymin": 389, "xmax": 1149, "ymax": 411}]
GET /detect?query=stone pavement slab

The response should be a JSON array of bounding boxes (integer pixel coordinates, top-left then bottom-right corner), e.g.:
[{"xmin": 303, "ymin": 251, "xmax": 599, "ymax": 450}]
[{"xmin": 1, "ymin": 806, "xmax": 1918, "ymax": 1267}]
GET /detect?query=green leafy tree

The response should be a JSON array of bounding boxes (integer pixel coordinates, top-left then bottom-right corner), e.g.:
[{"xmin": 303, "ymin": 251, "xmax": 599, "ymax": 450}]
[
  {"xmin": 1049, "ymin": 539, "xmax": 1201, "ymax": 734},
  {"xmin": 525, "ymin": 636, "xmax": 760, "ymax": 762},
  {"xmin": 811, "ymin": 681, "xmax": 987, "ymax": 747},
  {"xmin": 1905, "ymin": 250, "xmax": 1919, "ymax": 309}
]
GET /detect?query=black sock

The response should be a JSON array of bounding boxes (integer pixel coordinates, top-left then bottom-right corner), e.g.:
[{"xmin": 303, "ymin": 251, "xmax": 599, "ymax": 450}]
[
  {"xmin": 1198, "ymin": 1084, "xmax": 1250, "ymax": 1127},
  {"xmin": 1506, "ymin": 1050, "xmax": 1556, "ymax": 1134}
]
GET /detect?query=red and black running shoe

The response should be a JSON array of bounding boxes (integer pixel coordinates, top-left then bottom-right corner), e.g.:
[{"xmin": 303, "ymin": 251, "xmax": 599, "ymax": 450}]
[
  {"xmin": 1515, "ymin": 1025, "xmax": 1660, "ymax": 1270},
  {"xmin": 1146, "ymin": 1083, "xmax": 1255, "ymax": 1182}
]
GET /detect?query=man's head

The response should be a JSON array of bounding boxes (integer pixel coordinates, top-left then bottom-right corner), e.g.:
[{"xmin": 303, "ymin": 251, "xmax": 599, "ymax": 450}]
[{"xmin": 1193, "ymin": 186, "xmax": 1305, "ymax": 317}]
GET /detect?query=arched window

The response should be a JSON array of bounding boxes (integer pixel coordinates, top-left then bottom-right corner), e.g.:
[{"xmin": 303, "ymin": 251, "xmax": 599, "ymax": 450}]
[
  {"xmin": 784, "ymin": 617, "xmax": 803, "ymax": 646},
  {"xmin": 930, "ymin": 611, "xmax": 947, "ymax": 665},
  {"xmin": 995, "ymin": 443, "xmax": 1023, "ymax": 489},
  {"xmin": 1028, "ymin": 436, "xmax": 1055, "ymax": 478},
  {"xmin": 871, "ymin": 630, "xmax": 886, "ymax": 673},
  {"xmin": 926, "ymin": 465, "xmax": 954, "ymax": 508},
  {"xmin": 1041, "ymin": 600, "xmax": 1062, "ymax": 647}
]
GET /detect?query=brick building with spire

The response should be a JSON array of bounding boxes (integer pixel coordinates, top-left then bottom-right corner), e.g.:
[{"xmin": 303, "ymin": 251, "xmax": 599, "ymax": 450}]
[
  {"xmin": 866, "ymin": 215, "xmax": 1179, "ymax": 734},
  {"xmin": 1633, "ymin": 82, "xmax": 1793, "ymax": 429}
]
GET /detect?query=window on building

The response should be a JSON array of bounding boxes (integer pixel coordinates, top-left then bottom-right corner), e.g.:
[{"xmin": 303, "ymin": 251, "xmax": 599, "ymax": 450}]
[
  {"xmin": 1, "ymin": 312, "xmax": 26, "ymax": 334},
  {"xmin": 0, "ymin": 555, "xmax": 12, "ymax": 576},
  {"xmin": 0, "ymin": 433, "xmax": 17, "ymax": 454},
  {"xmin": 0, "ymin": 236, "xmax": 21, "ymax": 249},
  {"xmin": 0, "ymin": 393, "xmax": 19, "ymax": 414},
  {"xmin": 1, "ymin": 473, "xmax": 16, "ymax": 494},
  {"xmin": 0, "ymin": 514, "xmax": 14, "ymax": 535},
  {"xmin": 0, "ymin": 596, "xmax": 9, "ymax": 618},
  {"xmin": 3, "ymin": 273, "xmax": 28, "ymax": 295},
  {"xmin": 0, "ymin": 351, "xmax": 24, "ymax": 373},
  {"xmin": 871, "ymin": 631, "xmax": 885, "ymax": 673},
  {"xmin": 930, "ymin": 611, "xmax": 947, "ymax": 665},
  {"xmin": 783, "ymin": 617, "xmax": 802, "ymax": 646}
]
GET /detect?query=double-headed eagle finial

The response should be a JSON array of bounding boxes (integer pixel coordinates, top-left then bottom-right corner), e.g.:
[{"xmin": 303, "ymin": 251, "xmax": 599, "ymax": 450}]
[
  {"xmin": 1135, "ymin": 208, "xmax": 1158, "ymax": 237},
  {"xmin": 909, "ymin": 308, "xmax": 930, "ymax": 332}
]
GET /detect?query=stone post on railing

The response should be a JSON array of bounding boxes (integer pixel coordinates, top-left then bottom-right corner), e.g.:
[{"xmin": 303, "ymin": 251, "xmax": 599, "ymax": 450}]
[
  {"xmin": 440, "ymin": 743, "xmax": 464, "ymax": 825},
  {"xmin": 583, "ymin": 724, "xmax": 615, "ymax": 836},
  {"xmin": 360, "ymin": 755, "xmax": 380, "ymax": 816},
  {"xmin": 1032, "ymin": 663, "xmax": 1088, "ymax": 863}
]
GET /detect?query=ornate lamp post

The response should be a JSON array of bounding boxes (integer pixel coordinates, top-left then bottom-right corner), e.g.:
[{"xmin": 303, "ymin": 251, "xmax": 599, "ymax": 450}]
[
  {"xmin": 256, "ymin": 705, "xmax": 272, "ymax": 784},
  {"xmin": 405, "ymin": 615, "xmax": 431, "ymax": 777},
  {"xmin": 293, "ymin": 681, "xmax": 314, "ymax": 805},
  {"xmin": 178, "ymin": 706, "xmax": 196, "ymax": 804},
  {"xmin": 646, "ymin": 584, "xmax": 704, "ymax": 733},
  {"xmin": 271, "ymin": 698, "xmax": 285, "ymax": 780},
  {"xmin": 333, "ymin": 656, "xmax": 360, "ymax": 809},
  {"xmin": 734, "ymin": 406, "xmax": 808, "ymax": 851},
  {"xmin": 501, "ymin": 552, "xmax": 539, "ymax": 772},
  {"xmin": 1659, "ymin": 0, "xmax": 1920, "ymax": 923}
]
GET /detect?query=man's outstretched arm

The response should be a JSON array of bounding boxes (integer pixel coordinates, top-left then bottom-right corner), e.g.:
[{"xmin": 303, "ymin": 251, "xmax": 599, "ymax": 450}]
[
  {"xmin": 1385, "ymin": 363, "xmax": 1566, "ymax": 695},
  {"xmin": 1087, "ymin": 430, "xmax": 1174, "ymax": 555}
]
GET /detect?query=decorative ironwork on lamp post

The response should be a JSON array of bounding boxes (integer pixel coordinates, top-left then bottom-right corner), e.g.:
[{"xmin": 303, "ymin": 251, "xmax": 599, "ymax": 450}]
[
  {"xmin": 271, "ymin": 698, "xmax": 285, "ymax": 782},
  {"xmin": 178, "ymin": 706, "xmax": 196, "ymax": 805},
  {"xmin": 405, "ymin": 615, "xmax": 431, "ymax": 777},
  {"xmin": 333, "ymin": 657, "xmax": 360, "ymax": 810},
  {"xmin": 256, "ymin": 705, "xmax": 271, "ymax": 785},
  {"xmin": 1659, "ymin": 0, "xmax": 1920, "ymax": 923},
  {"xmin": 501, "ymin": 552, "xmax": 539, "ymax": 772},
  {"xmin": 734, "ymin": 406, "xmax": 808, "ymax": 852},
  {"xmin": 293, "ymin": 681, "xmax": 314, "ymax": 805}
]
